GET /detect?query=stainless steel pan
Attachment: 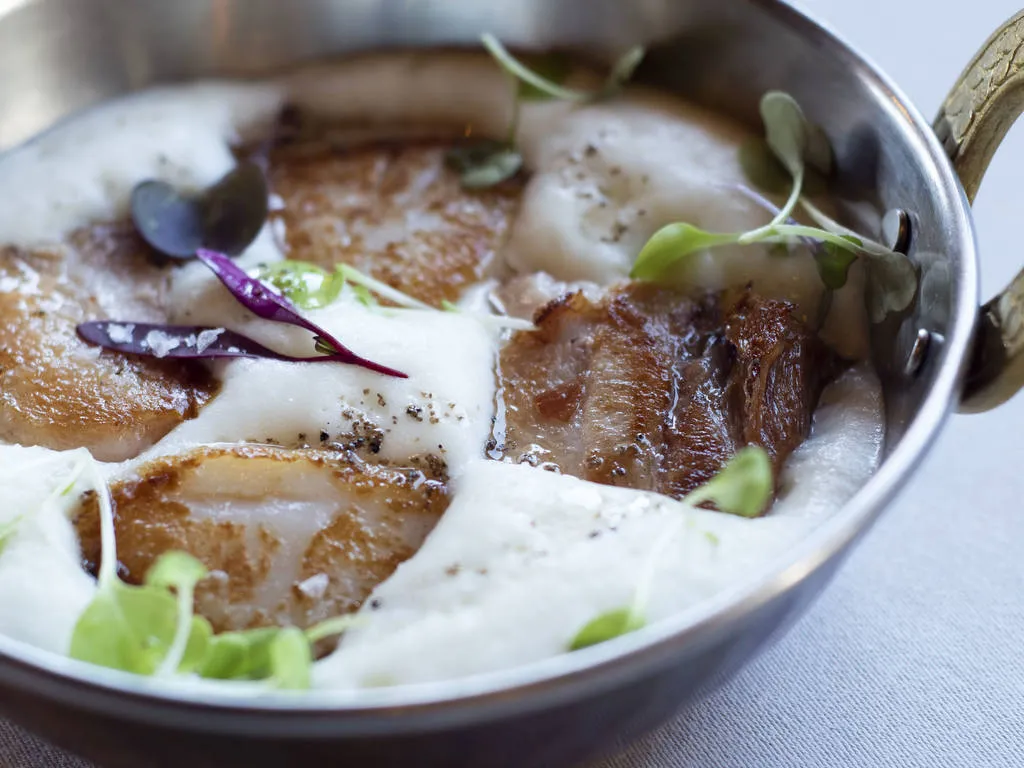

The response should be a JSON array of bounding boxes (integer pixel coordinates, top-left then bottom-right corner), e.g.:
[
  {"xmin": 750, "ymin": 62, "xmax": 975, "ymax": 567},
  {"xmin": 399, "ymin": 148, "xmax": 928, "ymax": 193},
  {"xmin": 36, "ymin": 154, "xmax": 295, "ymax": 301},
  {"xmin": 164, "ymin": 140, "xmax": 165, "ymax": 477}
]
[{"xmin": 0, "ymin": 1, "xmax": 1021, "ymax": 765}]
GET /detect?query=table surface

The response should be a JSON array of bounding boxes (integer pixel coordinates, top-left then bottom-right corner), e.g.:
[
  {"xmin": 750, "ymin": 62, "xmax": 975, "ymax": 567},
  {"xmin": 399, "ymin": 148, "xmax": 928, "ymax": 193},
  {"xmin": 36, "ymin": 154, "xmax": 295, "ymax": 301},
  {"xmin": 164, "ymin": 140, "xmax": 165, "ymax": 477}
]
[{"xmin": 4, "ymin": 0, "xmax": 1024, "ymax": 766}]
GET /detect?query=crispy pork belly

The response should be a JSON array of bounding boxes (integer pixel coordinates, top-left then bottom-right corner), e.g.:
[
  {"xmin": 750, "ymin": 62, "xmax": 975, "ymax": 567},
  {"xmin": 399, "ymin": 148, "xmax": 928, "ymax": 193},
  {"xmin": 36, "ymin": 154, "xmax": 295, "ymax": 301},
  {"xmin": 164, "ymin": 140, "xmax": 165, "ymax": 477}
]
[
  {"xmin": 0, "ymin": 225, "xmax": 214, "ymax": 462},
  {"xmin": 265, "ymin": 132, "xmax": 522, "ymax": 306},
  {"xmin": 74, "ymin": 445, "xmax": 447, "ymax": 632},
  {"xmin": 496, "ymin": 284, "xmax": 837, "ymax": 505}
]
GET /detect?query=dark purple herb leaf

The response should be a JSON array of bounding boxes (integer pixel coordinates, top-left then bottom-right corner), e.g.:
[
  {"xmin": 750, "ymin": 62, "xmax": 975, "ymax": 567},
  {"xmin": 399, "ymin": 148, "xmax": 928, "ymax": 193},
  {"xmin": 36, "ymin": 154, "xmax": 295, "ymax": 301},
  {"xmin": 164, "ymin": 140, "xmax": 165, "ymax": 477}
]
[
  {"xmin": 131, "ymin": 181, "xmax": 205, "ymax": 259},
  {"xmin": 78, "ymin": 322, "xmax": 304, "ymax": 362},
  {"xmin": 131, "ymin": 163, "xmax": 269, "ymax": 261},
  {"xmin": 195, "ymin": 249, "xmax": 406, "ymax": 378},
  {"xmin": 201, "ymin": 162, "xmax": 269, "ymax": 256},
  {"xmin": 77, "ymin": 321, "xmax": 406, "ymax": 378}
]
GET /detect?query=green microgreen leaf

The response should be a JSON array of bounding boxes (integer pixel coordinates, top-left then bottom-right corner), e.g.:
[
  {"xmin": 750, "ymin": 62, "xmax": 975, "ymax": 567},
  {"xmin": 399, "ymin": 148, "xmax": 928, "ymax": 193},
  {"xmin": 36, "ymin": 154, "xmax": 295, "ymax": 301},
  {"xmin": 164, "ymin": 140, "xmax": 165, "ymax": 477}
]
[
  {"xmin": 569, "ymin": 607, "xmax": 644, "ymax": 651},
  {"xmin": 516, "ymin": 53, "xmax": 572, "ymax": 100},
  {"xmin": 440, "ymin": 299, "xmax": 459, "ymax": 313},
  {"xmin": 337, "ymin": 264, "xmax": 432, "ymax": 310},
  {"xmin": 481, "ymin": 33, "xmax": 645, "ymax": 104},
  {"xmin": 352, "ymin": 283, "xmax": 377, "ymax": 309},
  {"xmin": 69, "ymin": 463, "xmax": 209, "ymax": 676},
  {"xmin": 253, "ymin": 261, "xmax": 346, "ymax": 310},
  {"xmin": 144, "ymin": 551, "xmax": 209, "ymax": 676},
  {"xmin": 481, "ymin": 34, "xmax": 592, "ymax": 103},
  {"xmin": 816, "ymin": 238, "xmax": 860, "ymax": 290},
  {"xmin": 445, "ymin": 140, "xmax": 524, "ymax": 189},
  {"xmin": 304, "ymin": 615, "xmax": 363, "ymax": 644},
  {"xmin": 683, "ymin": 446, "xmax": 773, "ymax": 518},
  {"xmin": 267, "ymin": 627, "xmax": 312, "ymax": 690},
  {"xmin": 629, "ymin": 223, "xmax": 740, "ymax": 280},
  {"xmin": 198, "ymin": 627, "xmax": 279, "ymax": 681},
  {"xmin": 70, "ymin": 581, "xmax": 181, "ymax": 674},
  {"xmin": 760, "ymin": 91, "xmax": 808, "ymax": 178}
]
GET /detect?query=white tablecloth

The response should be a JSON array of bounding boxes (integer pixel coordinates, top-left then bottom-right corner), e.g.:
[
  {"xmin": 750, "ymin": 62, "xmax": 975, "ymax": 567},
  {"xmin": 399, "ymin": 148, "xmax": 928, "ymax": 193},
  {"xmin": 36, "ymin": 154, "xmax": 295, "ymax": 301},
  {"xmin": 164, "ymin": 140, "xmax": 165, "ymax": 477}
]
[{"xmin": 4, "ymin": 1, "xmax": 1024, "ymax": 766}]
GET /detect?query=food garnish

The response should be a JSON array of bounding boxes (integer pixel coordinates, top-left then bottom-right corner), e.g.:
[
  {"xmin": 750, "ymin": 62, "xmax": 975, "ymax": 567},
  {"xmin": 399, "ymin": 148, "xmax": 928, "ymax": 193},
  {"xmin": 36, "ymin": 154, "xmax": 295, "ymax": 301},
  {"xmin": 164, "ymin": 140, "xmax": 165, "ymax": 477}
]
[
  {"xmin": 76, "ymin": 249, "xmax": 408, "ymax": 378},
  {"xmin": 631, "ymin": 91, "xmax": 917, "ymax": 322},
  {"xmin": 131, "ymin": 162, "xmax": 269, "ymax": 260},
  {"xmin": 447, "ymin": 34, "xmax": 645, "ymax": 189},
  {"xmin": 68, "ymin": 458, "xmax": 360, "ymax": 688},
  {"xmin": 568, "ymin": 447, "xmax": 773, "ymax": 650}
]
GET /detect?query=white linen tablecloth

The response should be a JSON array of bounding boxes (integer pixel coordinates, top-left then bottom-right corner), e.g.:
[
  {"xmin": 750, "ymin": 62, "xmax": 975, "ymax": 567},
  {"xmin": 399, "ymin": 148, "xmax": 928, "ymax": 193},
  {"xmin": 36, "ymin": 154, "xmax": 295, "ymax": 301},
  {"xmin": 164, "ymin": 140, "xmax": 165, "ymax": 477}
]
[{"xmin": 3, "ymin": 0, "xmax": 1023, "ymax": 765}]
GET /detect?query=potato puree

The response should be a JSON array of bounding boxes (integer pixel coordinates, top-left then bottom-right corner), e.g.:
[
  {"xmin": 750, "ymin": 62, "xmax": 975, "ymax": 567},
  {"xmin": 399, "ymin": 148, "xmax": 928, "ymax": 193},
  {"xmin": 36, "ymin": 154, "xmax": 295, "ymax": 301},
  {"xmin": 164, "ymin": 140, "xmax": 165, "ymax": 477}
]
[{"xmin": 0, "ymin": 53, "xmax": 883, "ymax": 690}]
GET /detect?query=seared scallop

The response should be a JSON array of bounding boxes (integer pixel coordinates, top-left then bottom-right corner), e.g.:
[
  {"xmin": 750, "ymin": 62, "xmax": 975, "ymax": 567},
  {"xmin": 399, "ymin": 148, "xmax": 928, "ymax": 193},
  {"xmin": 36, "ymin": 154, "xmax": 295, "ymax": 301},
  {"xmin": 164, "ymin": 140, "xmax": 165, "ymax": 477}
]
[
  {"xmin": 0, "ymin": 224, "xmax": 215, "ymax": 462},
  {"xmin": 496, "ymin": 284, "xmax": 838, "ymax": 503},
  {"xmin": 264, "ymin": 130, "xmax": 522, "ymax": 306},
  {"xmin": 74, "ymin": 445, "xmax": 447, "ymax": 632}
]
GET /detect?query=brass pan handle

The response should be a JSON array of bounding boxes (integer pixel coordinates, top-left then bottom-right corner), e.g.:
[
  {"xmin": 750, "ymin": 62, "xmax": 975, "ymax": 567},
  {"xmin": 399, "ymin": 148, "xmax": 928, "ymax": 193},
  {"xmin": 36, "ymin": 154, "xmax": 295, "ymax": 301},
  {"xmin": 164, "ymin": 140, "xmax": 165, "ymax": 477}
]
[{"xmin": 934, "ymin": 10, "xmax": 1024, "ymax": 413}]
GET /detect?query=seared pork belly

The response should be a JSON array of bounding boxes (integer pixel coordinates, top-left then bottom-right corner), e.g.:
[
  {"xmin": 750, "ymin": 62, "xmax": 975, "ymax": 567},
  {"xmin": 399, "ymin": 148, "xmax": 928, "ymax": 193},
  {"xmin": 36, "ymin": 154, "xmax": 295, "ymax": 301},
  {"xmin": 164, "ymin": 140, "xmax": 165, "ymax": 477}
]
[
  {"xmin": 265, "ymin": 133, "xmax": 522, "ymax": 306},
  {"xmin": 496, "ymin": 284, "xmax": 837, "ymax": 505},
  {"xmin": 74, "ymin": 445, "xmax": 447, "ymax": 632},
  {"xmin": 0, "ymin": 225, "xmax": 214, "ymax": 462}
]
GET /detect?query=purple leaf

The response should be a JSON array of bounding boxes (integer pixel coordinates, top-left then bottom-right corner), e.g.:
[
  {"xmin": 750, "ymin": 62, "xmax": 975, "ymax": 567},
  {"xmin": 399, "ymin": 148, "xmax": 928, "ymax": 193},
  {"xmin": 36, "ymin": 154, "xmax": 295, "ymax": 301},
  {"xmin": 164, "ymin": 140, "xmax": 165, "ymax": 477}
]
[
  {"xmin": 79, "ymin": 322, "xmax": 322, "ymax": 363},
  {"xmin": 194, "ymin": 249, "xmax": 406, "ymax": 378},
  {"xmin": 77, "ymin": 320, "xmax": 406, "ymax": 377}
]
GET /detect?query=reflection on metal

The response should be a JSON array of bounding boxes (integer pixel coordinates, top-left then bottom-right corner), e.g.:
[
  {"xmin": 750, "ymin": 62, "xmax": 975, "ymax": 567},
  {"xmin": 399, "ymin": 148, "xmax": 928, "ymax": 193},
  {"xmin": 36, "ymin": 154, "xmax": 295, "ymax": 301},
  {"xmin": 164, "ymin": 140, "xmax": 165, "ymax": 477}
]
[
  {"xmin": 881, "ymin": 208, "xmax": 911, "ymax": 254},
  {"xmin": 903, "ymin": 328, "xmax": 932, "ymax": 378}
]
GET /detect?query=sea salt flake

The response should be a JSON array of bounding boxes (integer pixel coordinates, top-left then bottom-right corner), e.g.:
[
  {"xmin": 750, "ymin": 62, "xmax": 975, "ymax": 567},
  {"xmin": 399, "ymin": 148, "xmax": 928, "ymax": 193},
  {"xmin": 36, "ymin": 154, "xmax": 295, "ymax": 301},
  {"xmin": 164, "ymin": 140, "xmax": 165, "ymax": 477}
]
[
  {"xmin": 143, "ymin": 329, "xmax": 182, "ymax": 358},
  {"xmin": 106, "ymin": 323, "xmax": 135, "ymax": 344}
]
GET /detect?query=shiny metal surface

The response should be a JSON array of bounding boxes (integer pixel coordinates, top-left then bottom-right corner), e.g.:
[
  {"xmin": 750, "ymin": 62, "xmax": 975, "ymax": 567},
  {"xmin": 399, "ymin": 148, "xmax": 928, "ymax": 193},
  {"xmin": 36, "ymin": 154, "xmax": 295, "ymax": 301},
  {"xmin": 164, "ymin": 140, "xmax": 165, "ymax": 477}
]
[
  {"xmin": 935, "ymin": 9, "xmax": 1024, "ymax": 412},
  {"xmin": 0, "ymin": 0, "xmax": 985, "ymax": 766}
]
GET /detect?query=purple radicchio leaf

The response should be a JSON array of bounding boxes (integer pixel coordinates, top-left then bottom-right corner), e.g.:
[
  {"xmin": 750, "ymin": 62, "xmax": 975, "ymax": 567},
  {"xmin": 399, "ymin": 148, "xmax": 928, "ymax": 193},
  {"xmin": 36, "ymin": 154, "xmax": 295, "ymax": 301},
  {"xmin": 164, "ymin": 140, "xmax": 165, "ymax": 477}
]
[
  {"xmin": 193, "ymin": 248, "xmax": 406, "ymax": 378},
  {"xmin": 76, "ymin": 321, "xmax": 369, "ymax": 364}
]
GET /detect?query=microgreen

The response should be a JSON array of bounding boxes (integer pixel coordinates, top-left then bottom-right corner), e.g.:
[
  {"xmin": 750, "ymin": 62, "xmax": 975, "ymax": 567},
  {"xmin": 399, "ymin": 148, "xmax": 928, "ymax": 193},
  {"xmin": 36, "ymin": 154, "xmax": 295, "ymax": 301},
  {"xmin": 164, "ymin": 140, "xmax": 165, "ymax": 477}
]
[
  {"xmin": 630, "ymin": 90, "xmax": 916, "ymax": 321},
  {"xmin": 451, "ymin": 35, "xmax": 644, "ymax": 190},
  {"xmin": 480, "ymin": 33, "xmax": 645, "ymax": 104},
  {"xmin": 569, "ymin": 607, "xmax": 645, "ymax": 651},
  {"xmin": 683, "ymin": 446, "xmax": 773, "ymax": 518},
  {"xmin": 569, "ymin": 447, "xmax": 772, "ymax": 650},
  {"xmin": 144, "ymin": 551, "xmax": 210, "ymax": 675},
  {"xmin": 198, "ymin": 614, "xmax": 361, "ymax": 688},
  {"xmin": 266, "ymin": 627, "xmax": 312, "ymax": 689},
  {"xmin": 69, "ymin": 463, "xmax": 210, "ymax": 676},
  {"xmin": 77, "ymin": 250, "xmax": 407, "ymax": 376},
  {"xmin": 336, "ymin": 264, "xmax": 431, "ymax": 310},
  {"xmin": 252, "ymin": 261, "xmax": 346, "ymax": 311},
  {"xmin": 200, "ymin": 250, "xmax": 406, "ymax": 377},
  {"xmin": 131, "ymin": 162, "xmax": 268, "ymax": 260},
  {"xmin": 445, "ymin": 140, "xmax": 524, "ymax": 189}
]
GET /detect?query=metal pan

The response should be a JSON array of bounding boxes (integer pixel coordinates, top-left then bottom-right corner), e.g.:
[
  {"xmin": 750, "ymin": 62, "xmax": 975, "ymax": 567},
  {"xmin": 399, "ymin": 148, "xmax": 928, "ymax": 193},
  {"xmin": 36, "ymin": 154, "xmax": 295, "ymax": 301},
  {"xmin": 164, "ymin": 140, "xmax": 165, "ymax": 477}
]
[{"xmin": 0, "ymin": 0, "xmax": 1020, "ymax": 765}]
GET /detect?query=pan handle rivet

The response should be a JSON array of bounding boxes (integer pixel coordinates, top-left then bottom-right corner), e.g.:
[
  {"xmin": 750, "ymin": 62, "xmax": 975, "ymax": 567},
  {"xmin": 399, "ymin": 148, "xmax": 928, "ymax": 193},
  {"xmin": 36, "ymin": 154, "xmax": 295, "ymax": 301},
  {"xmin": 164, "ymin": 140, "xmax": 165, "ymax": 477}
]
[
  {"xmin": 904, "ymin": 327, "xmax": 932, "ymax": 377},
  {"xmin": 882, "ymin": 209, "xmax": 912, "ymax": 254}
]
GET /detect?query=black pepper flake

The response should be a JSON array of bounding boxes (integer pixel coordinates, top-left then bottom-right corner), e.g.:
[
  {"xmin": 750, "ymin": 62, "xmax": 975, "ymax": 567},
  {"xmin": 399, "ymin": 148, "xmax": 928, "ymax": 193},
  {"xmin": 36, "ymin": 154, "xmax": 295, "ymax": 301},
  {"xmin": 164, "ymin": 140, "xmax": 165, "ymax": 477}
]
[
  {"xmin": 319, "ymin": 430, "xmax": 330, "ymax": 443},
  {"xmin": 445, "ymin": 564, "xmax": 461, "ymax": 577},
  {"xmin": 377, "ymin": 393, "xmax": 386, "ymax": 407},
  {"xmin": 584, "ymin": 144, "xmax": 598, "ymax": 157},
  {"xmin": 362, "ymin": 388, "xmax": 370, "ymax": 396},
  {"xmin": 369, "ymin": 598, "xmax": 382, "ymax": 610},
  {"xmin": 406, "ymin": 405, "xmax": 424, "ymax": 422},
  {"xmin": 588, "ymin": 530, "xmax": 601, "ymax": 539},
  {"xmin": 298, "ymin": 433, "xmax": 307, "ymax": 441}
]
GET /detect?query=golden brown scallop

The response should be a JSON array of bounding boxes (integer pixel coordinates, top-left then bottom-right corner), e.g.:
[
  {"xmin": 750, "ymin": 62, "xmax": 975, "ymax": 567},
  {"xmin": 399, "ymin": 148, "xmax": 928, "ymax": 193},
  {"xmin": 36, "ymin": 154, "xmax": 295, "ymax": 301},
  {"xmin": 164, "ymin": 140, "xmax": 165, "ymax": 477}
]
[
  {"xmin": 0, "ymin": 224, "xmax": 215, "ymax": 462},
  {"xmin": 74, "ymin": 444, "xmax": 447, "ymax": 632},
  {"xmin": 265, "ymin": 133, "xmax": 522, "ymax": 306}
]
